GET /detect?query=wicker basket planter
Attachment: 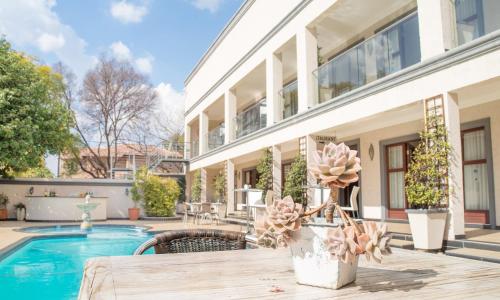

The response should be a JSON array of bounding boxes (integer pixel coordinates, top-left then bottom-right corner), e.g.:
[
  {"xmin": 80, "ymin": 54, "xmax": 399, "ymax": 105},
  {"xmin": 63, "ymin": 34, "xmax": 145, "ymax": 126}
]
[{"xmin": 290, "ymin": 225, "xmax": 358, "ymax": 289}]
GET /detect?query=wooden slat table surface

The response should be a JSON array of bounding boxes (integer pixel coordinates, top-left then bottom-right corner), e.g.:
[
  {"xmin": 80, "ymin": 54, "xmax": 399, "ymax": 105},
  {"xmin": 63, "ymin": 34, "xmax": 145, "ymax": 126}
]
[{"xmin": 79, "ymin": 248, "xmax": 500, "ymax": 300}]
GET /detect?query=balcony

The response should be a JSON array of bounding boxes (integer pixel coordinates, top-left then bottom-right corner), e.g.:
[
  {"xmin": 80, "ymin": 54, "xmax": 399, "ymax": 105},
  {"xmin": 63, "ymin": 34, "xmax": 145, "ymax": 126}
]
[
  {"xmin": 207, "ymin": 123, "xmax": 225, "ymax": 151},
  {"xmin": 314, "ymin": 12, "xmax": 421, "ymax": 104},
  {"xmin": 455, "ymin": 0, "xmax": 500, "ymax": 46},
  {"xmin": 191, "ymin": 139, "xmax": 199, "ymax": 158},
  {"xmin": 280, "ymin": 80, "xmax": 298, "ymax": 120},
  {"xmin": 234, "ymin": 99, "xmax": 267, "ymax": 139}
]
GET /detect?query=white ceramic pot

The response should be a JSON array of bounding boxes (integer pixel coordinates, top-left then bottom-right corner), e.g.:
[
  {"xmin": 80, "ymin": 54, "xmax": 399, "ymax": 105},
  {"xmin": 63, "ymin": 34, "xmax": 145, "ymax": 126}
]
[
  {"xmin": 16, "ymin": 208, "xmax": 26, "ymax": 221},
  {"xmin": 290, "ymin": 225, "xmax": 358, "ymax": 289},
  {"xmin": 406, "ymin": 209, "xmax": 448, "ymax": 250}
]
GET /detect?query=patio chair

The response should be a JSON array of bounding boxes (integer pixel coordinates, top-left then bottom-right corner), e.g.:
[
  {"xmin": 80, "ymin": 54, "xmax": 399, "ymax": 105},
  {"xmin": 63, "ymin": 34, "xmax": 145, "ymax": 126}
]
[
  {"xmin": 340, "ymin": 186, "xmax": 360, "ymax": 218},
  {"xmin": 133, "ymin": 229, "xmax": 246, "ymax": 255},
  {"xmin": 210, "ymin": 203, "xmax": 226, "ymax": 225},
  {"xmin": 196, "ymin": 202, "xmax": 213, "ymax": 224}
]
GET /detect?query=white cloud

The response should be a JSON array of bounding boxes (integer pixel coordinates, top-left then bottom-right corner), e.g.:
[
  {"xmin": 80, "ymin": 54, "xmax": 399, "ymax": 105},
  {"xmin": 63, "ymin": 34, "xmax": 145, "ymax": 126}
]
[
  {"xmin": 190, "ymin": 0, "xmax": 224, "ymax": 13},
  {"xmin": 109, "ymin": 41, "xmax": 132, "ymax": 61},
  {"xmin": 111, "ymin": 1, "xmax": 148, "ymax": 24},
  {"xmin": 155, "ymin": 83, "xmax": 185, "ymax": 133},
  {"xmin": 108, "ymin": 41, "xmax": 154, "ymax": 75},
  {"xmin": 0, "ymin": 0, "xmax": 94, "ymax": 79},
  {"xmin": 135, "ymin": 55, "xmax": 153, "ymax": 74},
  {"xmin": 37, "ymin": 32, "xmax": 65, "ymax": 52}
]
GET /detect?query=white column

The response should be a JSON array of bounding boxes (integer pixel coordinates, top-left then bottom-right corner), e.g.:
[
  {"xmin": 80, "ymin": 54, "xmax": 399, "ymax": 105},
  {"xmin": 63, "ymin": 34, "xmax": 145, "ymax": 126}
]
[
  {"xmin": 224, "ymin": 90, "xmax": 236, "ymax": 143},
  {"xmin": 184, "ymin": 124, "xmax": 191, "ymax": 159},
  {"xmin": 417, "ymin": 0, "xmax": 457, "ymax": 60},
  {"xmin": 443, "ymin": 92, "xmax": 465, "ymax": 240},
  {"xmin": 199, "ymin": 112, "xmax": 208, "ymax": 155},
  {"xmin": 266, "ymin": 53, "xmax": 283, "ymax": 126},
  {"xmin": 296, "ymin": 26, "xmax": 318, "ymax": 113},
  {"xmin": 200, "ymin": 168, "xmax": 208, "ymax": 203},
  {"xmin": 305, "ymin": 135, "xmax": 317, "ymax": 205},
  {"xmin": 272, "ymin": 145, "xmax": 282, "ymax": 202},
  {"xmin": 226, "ymin": 160, "xmax": 235, "ymax": 213}
]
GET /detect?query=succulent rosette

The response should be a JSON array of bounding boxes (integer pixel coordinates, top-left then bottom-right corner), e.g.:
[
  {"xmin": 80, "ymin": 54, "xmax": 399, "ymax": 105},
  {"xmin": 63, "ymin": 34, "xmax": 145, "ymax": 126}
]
[
  {"xmin": 362, "ymin": 221, "xmax": 392, "ymax": 263},
  {"xmin": 324, "ymin": 226, "xmax": 362, "ymax": 264},
  {"xmin": 256, "ymin": 196, "xmax": 303, "ymax": 247},
  {"xmin": 310, "ymin": 142, "xmax": 362, "ymax": 188}
]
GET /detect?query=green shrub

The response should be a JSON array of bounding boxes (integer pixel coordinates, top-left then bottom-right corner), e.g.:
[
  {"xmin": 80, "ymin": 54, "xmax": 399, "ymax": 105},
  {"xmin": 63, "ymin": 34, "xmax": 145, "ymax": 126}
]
[
  {"xmin": 132, "ymin": 168, "xmax": 180, "ymax": 217},
  {"xmin": 283, "ymin": 156, "xmax": 307, "ymax": 204},
  {"xmin": 191, "ymin": 170, "xmax": 202, "ymax": 202},
  {"xmin": 256, "ymin": 148, "xmax": 272, "ymax": 192},
  {"xmin": 405, "ymin": 117, "xmax": 451, "ymax": 209},
  {"xmin": 213, "ymin": 171, "xmax": 226, "ymax": 202}
]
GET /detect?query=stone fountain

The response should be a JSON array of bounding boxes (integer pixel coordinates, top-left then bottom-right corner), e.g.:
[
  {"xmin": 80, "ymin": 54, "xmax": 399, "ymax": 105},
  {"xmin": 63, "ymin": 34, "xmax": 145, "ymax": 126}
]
[{"xmin": 77, "ymin": 194, "xmax": 100, "ymax": 230}]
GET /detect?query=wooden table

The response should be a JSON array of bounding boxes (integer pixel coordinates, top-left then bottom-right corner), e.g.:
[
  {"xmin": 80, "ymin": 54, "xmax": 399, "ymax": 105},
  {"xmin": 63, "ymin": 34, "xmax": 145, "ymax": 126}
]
[{"xmin": 79, "ymin": 247, "xmax": 500, "ymax": 299}]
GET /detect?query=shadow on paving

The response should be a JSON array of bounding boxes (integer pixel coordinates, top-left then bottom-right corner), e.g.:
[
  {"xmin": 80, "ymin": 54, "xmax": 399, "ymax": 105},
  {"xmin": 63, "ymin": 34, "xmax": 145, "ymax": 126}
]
[{"xmin": 354, "ymin": 268, "xmax": 438, "ymax": 292}]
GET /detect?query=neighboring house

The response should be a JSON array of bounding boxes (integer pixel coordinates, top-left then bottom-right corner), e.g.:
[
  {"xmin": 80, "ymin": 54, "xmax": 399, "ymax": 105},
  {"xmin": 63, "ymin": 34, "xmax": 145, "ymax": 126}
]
[
  {"xmin": 183, "ymin": 0, "xmax": 500, "ymax": 238},
  {"xmin": 60, "ymin": 144, "xmax": 184, "ymax": 179}
]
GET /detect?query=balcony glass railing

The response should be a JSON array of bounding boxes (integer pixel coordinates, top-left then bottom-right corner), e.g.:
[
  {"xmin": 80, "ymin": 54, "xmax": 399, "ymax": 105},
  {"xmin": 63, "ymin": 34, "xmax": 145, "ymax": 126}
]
[
  {"xmin": 207, "ymin": 123, "xmax": 225, "ymax": 151},
  {"xmin": 234, "ymin": 99, "xmax": 267, "ymax": 139},
  {"xmin": 455, "ymin": 0, "xmax": 500, "ymax": 46},
  {"xmin": 191, "ymin": 139, "xmax": 199, "ymax": 158},
  {"xmin": 314, "ymin": 12, "xmax": 421, "ymax": 104},
  {"xmin": 280, "ymin": 80, "xmax": 298, "ymax": 120}
]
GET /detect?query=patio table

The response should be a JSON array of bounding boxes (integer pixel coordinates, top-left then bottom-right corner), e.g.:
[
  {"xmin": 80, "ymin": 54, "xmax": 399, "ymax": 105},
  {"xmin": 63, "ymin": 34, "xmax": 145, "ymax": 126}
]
[{"xmin": 79, "ymin": 247, "xmax": 500, "ymax": 299}]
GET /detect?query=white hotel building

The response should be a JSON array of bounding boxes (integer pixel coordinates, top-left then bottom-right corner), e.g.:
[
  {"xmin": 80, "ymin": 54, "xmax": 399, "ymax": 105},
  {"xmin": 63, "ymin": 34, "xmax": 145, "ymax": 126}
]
[{"xmin": 183, "ymin": 0, "xmax": 500, "ymax": 239}]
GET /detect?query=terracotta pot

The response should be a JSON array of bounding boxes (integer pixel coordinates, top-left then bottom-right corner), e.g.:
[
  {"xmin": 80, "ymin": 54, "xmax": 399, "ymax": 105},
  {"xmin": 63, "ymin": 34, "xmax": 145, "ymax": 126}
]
[
  {"xmin": 128, "ymin": 208, "xmax": 140, "ymax": 221},
  {"xmin": 290, "ymin": 225, "xmax": 358, "ymax": 289},
  {"xmin": 406, "ymin": 208, "xmax": 448, "ymax": 250},
  {"xmin": 0, "ymin": 208, "xmax": 8, "ymax": 220}
]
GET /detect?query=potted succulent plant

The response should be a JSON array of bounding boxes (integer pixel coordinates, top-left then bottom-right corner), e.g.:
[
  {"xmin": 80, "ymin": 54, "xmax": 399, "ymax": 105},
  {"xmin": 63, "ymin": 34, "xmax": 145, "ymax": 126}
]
[
  {"xmin": 14, "ymin": 203, "xmax": 26, "ymax": 221},
  {"xmin": 255, "ymin": 142, "xmax": 392, "ymax": 289},
  {"xmin": 405, "ymin": 117, "xmax": 450, "ymax": 250},
  {"xmin": 0, "ymin": 193, "xmax": 9, "ymax": 220}
]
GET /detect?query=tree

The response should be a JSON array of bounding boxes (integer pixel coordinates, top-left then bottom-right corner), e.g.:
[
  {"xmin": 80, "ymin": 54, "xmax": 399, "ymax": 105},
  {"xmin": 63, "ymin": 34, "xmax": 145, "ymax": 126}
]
[
  {"xmin": 283, "ymin": 156, "xmax": 307, "ymax": 204},
  {"xmin": 0, "ymin": 39, "xmax": 74, "ymax": 177},
  {"xmin": 256, "ymin": 148, "xmax": 273, "ymax": 192},
  {"xmin": 59, "ymin": 57, "xmax": 157, "ymax": 178}
]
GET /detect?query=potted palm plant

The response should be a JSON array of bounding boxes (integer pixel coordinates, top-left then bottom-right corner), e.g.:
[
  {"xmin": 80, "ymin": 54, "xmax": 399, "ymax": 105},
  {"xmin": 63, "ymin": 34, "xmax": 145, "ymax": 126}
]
[
  {"xmin": 255, "ymin": 142, "xmax": 392, "ymax": 289},
  {"xmin": 0, "ymin": 193, "xmax": 9, "ymax": 220},
  {"xmin": 14, "ymin": 203, "xmax": 26, "ymax": 221},
  {"xmin": 129, "ymin": 169, "xmax": 146, "ymax": 221},
  {"xmin": 405, "ymin": 117, "xmax": 451, "ymax": 250}
]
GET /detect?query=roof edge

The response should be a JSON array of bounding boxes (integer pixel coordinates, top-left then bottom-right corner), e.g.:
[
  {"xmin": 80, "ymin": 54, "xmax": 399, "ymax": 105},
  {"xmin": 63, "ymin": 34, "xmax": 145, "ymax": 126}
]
[{"xmin": 183, "ymin": 0, "xmax": 256, "ymax": 86}]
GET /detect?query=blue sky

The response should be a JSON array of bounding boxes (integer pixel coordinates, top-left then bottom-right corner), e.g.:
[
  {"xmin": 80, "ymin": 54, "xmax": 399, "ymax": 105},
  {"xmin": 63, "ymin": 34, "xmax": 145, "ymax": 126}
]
[
  {"xmin": 0, "ymin": 0, "xmax": 243, "ymax": 90},
  {"xmin": 0, "ymin": 0, "xmax": 243, "ymax": 175}
]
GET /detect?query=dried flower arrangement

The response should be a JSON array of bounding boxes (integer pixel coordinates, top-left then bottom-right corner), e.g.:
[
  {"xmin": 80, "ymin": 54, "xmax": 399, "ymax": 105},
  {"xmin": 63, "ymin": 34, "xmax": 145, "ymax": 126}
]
[{"xmin": 256, "ymin": 142, "xmax": 392, "ymax": 264}]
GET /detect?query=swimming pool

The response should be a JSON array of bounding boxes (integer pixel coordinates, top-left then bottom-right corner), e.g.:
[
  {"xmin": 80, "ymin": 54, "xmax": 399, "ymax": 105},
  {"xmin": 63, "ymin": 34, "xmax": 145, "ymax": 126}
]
[{"xmin": 0, "ymin": 225, "xmax": 154, "ymax": 300}]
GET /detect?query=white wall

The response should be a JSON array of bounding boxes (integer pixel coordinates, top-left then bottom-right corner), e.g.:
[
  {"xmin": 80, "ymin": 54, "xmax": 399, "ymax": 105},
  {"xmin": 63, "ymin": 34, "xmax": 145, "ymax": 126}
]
[{"xmin": 0, "ymin": 179, "xmax": 136, "ymax": 219}]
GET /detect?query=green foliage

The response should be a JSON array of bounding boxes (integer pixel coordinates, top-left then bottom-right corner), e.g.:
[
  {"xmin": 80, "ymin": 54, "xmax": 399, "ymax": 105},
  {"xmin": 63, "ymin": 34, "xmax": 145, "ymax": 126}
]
[
  {"xmin": 283, "ymin": 156, "xmax": 307, "ymax": 204},
  {"xmin": 191, "ymin": 170, "xmax": 202, "ymax": 202},
  {"xmin": 256, "ymin": 148, "xmax": 273, "ymax": 191},
  {"xmin": 0, "ymin": 193, "xmax": 9, "ymax": 208},
  {"xmin": 131, "ymin": 168, "xmax": 180, "ymax": 217},
  {"xmin": 405, "ymin": 117, "xmax": 451, "ymax": 209},
  {"xmin": 14, "ymin": 202, "xmax": 25, "ymax": 210},
  {"xmin": 11, "ymin": 162, "xmax": 54, "ymax": 178},
  {"xmin": 213, "ymin": 171, "xmax": 226, "ymax": 202},
  {"xmin": 0, "ymin": 39, "xmax": 74, "ymax": 177}
]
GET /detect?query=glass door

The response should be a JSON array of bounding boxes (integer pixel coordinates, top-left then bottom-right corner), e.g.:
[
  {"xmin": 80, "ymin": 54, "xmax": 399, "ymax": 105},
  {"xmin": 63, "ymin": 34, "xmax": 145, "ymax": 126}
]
[
  {"xmin": 385, "ymin": 140, "xmax": 418, "ymax": 219},
  {"xmin": 462, "ymin": 127, "xmax": 490, "ymax": 224}
]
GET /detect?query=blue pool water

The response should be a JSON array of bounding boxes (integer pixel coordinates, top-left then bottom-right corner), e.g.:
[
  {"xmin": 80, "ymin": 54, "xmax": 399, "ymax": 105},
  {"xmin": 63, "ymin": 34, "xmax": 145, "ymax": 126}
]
[{"xmin": 0, "ymin": 225, "xmax": 154, "ymax": 300}]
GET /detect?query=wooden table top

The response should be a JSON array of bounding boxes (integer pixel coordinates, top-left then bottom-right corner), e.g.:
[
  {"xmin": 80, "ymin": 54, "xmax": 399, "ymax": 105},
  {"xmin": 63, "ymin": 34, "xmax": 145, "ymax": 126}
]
[{"xmin": 79, "ymin": 247, "xmax": 500, "ymax": 300}]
